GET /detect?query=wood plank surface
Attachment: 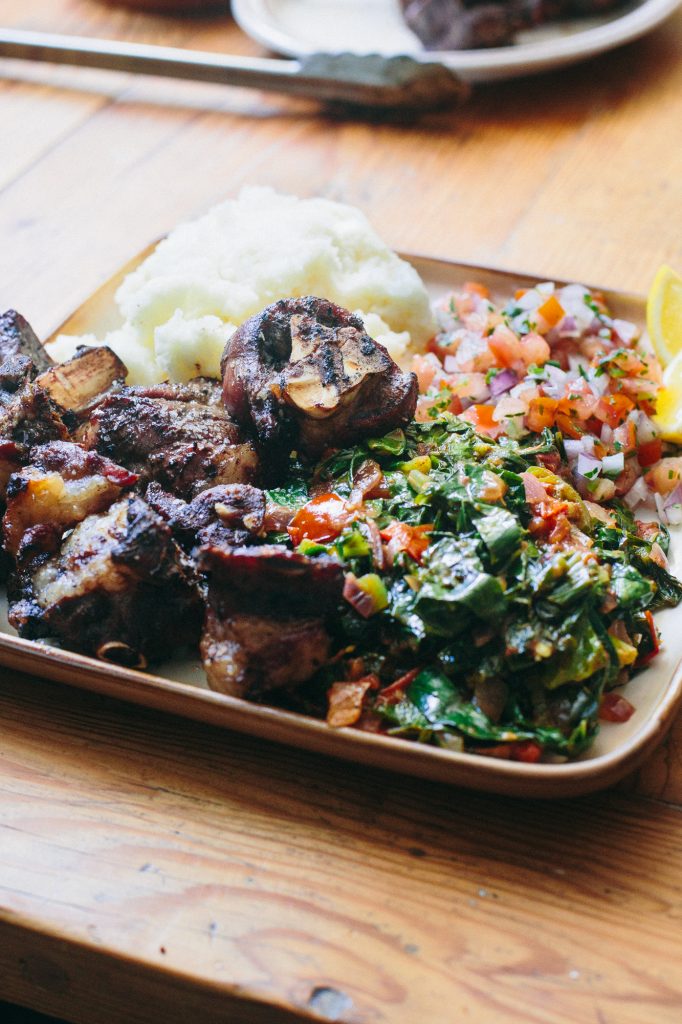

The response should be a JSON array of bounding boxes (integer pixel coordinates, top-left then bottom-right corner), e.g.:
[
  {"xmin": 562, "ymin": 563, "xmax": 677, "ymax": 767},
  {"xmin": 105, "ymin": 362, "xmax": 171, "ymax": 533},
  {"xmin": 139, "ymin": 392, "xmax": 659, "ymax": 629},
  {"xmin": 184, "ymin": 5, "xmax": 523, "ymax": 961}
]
[{"xmin": 1, "ymin": 2, "xmax": 682, "ymax": 1022}]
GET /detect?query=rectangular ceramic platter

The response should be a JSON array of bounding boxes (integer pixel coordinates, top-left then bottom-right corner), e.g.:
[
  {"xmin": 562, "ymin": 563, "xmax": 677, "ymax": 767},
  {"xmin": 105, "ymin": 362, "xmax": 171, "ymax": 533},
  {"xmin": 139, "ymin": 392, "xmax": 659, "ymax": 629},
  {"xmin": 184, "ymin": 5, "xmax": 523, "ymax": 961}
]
[{"xmin": 1, "ymin": 252, "xmax": 680, "ymax": 797}]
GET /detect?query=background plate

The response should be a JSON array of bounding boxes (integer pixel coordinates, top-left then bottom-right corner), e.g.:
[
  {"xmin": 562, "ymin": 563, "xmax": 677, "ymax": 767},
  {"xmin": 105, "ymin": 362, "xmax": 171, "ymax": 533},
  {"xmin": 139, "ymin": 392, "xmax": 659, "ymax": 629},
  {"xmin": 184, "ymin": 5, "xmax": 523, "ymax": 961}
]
[
  {"xmin": 232, "ymin": 0, "xmax": 681, "ymax": 83},
  {"xmin": 1, "ymin": 252, "xmax": 681, "ymax": 797}
]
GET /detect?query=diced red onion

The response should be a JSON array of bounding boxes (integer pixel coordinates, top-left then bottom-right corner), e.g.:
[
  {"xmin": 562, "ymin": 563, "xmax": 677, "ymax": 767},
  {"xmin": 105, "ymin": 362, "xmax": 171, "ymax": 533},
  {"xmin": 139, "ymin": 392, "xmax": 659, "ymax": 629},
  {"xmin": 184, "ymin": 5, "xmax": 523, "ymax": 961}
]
[
  {"xmin": 601, "ymin": 423, "xmax": 614, "ymax": 445},
  {"xmin": 654, "ymin": 492, "xmax": 667, "ymax": 523},
  {"xmin": 612, "ymin": 318, "xmax": 638, "ymax": 345},
  {"xmin": 576, "ymin": 453, "xmax": 601, "ymax": 478},
  {"xmin": 563, "ymin": 440, "xmax": 583, "ymax": 461},
  {"xmin": 666, "ymin": 504, "xmax": 682, "ymax": 525},
  {"xmin": 663, "ymin": 483, "xmax": 682, "ymax": 509},
  {"xmin": 634, "ymin": 411, "xmax": 659, "ymax": 445},
  {"xmin": 489, "ymin": 369, "xmax": 518, "ymax": 397},
  {"xmin": 590, "ymin": 371, "xmax": 610, "ymax": 397},
  {"xmin": 602, "ymin": 452, "xmax": 624, "ymax": 476},
  {"xmin": 624, "ymin": 477, "xmax": 649, "ymax": 510},
  {"xmin": 543, "ymin": 364, "xmax": 568, "ymax": 398}
]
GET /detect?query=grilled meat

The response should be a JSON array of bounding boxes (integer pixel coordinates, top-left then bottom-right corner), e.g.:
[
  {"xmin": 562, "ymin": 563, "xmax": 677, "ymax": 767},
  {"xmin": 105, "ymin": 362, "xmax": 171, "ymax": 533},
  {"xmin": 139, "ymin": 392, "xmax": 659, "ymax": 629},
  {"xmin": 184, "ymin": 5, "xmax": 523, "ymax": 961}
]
[
  {"xmin": 3, "ymin": 441, "xmax": 138, "ymax": 562},
  {"xmin": 0, "ymin": 309, "xmax": 52, "ymax": 372},
  {"xmin": 146, "ymin": 481, "xmax": 266, "ymax": 557},
  {"xmin": 401, "ymin": 0, "xmax": 626, "ymax": 50},
  {"xmin": 200, "ymin": 543, "xmax": 343, "ymax": 698},
  {"xmin": 7, "ymin": 494, "xmax": 201, "ymax": 667},
  {"xmin": 0, "ymin": 355, "xmax": 67, "ymax": 449},
  {"xmin": 221, "ymin": 296, "xmax": 417, "ymax": 463},
  {"xmin": 82, "ymin": 378, "xmax": 260, "ymax": 499}
]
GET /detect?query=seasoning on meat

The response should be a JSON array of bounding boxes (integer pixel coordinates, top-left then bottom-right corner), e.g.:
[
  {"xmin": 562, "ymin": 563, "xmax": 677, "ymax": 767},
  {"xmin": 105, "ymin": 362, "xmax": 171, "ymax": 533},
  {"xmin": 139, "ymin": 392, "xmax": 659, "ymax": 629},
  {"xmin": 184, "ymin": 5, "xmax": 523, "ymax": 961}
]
[{"xmin": 82, "ymin": 378, "xmax": 260, "ymax": 499}]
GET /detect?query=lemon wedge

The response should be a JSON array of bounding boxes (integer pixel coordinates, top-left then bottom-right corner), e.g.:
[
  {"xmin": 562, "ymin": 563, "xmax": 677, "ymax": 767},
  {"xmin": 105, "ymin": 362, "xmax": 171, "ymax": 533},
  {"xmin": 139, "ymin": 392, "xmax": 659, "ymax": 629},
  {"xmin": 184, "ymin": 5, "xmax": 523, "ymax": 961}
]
[
  {"xmin": 655, "ymin": 350, "xmax": 682, "ymax": 443},
  {"xmin": 647, "ymin": 264, "xmax": 682, "ymax": 367},
  {"xmin": 648, "ymin": 265, "xmax": 682, "ymax": 441}
]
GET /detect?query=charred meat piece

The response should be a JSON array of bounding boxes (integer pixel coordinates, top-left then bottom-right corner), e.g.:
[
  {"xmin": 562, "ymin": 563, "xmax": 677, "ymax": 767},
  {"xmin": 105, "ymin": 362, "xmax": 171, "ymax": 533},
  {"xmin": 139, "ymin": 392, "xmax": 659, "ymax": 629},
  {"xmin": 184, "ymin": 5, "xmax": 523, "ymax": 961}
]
[
  {"xmin": 200, "ymin": 543, "xmax": 343, "ymax": 699},
  {"xmin": 0, "ymin": 309, "xmax": 52, "ymax": 372},
  {"xmin": 82, "ymin": 378, "xmax": 260, "ymax": 499},
  {"xmin": 146, "ymin": 481, "xmax": 265, "ymax": 556},
  {"xmin": 3, "ymin": 441, "xmax": 138, "ymax": 561},
  {"xmin": 7, "ymin": 495, "xmax": 201, "ymax": 668},
  {"xmin": 401, "ymin": 0, "xmax": 626, "ymax": 51},
  {"xmin": 0, "ymin": 355, "xmax": 67, "ymax": 450},
  {"xmin": 0, "ymin": 355, "xmax": 68, "ymax": 514},
  {"xmin": 221, "ymin": 297, "xmax": 417, "ymax": 461}
]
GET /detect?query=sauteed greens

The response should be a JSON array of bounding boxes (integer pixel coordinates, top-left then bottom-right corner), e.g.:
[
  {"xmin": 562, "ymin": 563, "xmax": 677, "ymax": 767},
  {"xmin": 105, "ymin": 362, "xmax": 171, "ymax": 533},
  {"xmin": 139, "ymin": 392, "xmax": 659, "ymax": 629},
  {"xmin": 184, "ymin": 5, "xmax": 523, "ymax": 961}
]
[{"xmin": 271, "ymin": 415, "xmax": 682, "ymax": 760}]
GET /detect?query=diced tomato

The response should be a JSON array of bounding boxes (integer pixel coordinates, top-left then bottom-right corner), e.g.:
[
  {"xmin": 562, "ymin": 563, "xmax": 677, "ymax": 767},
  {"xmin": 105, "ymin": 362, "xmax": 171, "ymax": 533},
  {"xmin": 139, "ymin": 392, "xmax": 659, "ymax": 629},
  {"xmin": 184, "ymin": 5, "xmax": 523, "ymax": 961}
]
[
  {"xmin": 477, "ymin": 741, "xmax": 543, "ymax": 762},
  {"xmin": 594, "ymin": 393, "xmax": 636, "ymax": 428},
  {"xmin": 536, "ymin": 294, "xmax": 565, "ymax": 329},
  {"xmin": 380, "ymin": 521, "xmax": 433, "ymax": 563},
  {"xmin": 489, "ymin": 325, "xmax": 523, "ymax": 368},
  {"xmin": 599, "ymin": 692, "xmax": 636, "ymax": 723},
  {"xmin": 427, "ymin": 334, "xmax": 459, "ymax": 361},
  {"xmin": 326, "ymin": 675, "xmax": 380, "ymax": 729},
  {"xmin": 288, "ymin": 493, "xmax": 353, "ymax": 545},
  {"xmin": 637, "ymin": 610, "xmax": 661, "ymax": 666},
  {"xmin": 412, "ymin": 352, "xmax": 441, "ymax": 392},
  {"xmin": 512, "ymin": 740, "xmax": 543, "ymax": 763},
  {"xmin": 638, "ymin": 438, "xmax": 663, "ymax": 468},
  {"xmin": 554, "ymin": 412, "xmax": 585, "ymax": 440},
  {"xmin": 460, "ymin": 403, "xmax": 503, "ymax": 438},
  {"xmin": 526, "ymin": 397, "xmax": 558, "ymax": 432},
  {"xmin": 519, "ymin": 332, "xmax": 551, "ymax": 367},
  {"xmin": 646, "ymin": 456, "xmax": 682, "ymax": 495},
  {"xmin": 376, "ymin": 668, "xmax": 420, "ymax": 706},
  {"xmin": 463, "ymin": 281, "xmax": 490, "ymax": 299}
]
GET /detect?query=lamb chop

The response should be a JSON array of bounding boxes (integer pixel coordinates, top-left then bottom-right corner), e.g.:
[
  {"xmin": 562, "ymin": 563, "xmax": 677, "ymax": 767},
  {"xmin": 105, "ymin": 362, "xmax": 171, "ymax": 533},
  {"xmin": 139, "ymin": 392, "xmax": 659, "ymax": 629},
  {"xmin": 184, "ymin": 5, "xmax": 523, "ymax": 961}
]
[
  {"xmin": 199, "ymin": 543, "xmax": 344, "ymax": 699},
  {"xmin": 82, "ymin": 378, "xmax": 260, "ymax": 500},
  {"xmin": 6, "ymin": 491, "xmax": 201, "ymax": 668},
  {"xmin": 221, "ymin": 296, "xmax": 417, "ymax": 466}
]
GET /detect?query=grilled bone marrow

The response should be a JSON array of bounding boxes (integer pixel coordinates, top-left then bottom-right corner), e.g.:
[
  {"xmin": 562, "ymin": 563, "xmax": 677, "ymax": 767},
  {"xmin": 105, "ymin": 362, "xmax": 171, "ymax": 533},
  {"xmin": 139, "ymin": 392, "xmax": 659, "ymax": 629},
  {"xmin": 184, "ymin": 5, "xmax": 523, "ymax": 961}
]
[
  {"xmin": 82, "ymin": 378, "xmax": 260, "ymax": 499},
  {"xmin": 7, "ymin": 494, "xmax": 201, "ymax": 667},
  {"xmin": 221, "ymin": 296, "xmax": 417, "ymax": 461},
  {"xmin": 199, "ymin": 543, "xmax": 343, "ymax": 699}
]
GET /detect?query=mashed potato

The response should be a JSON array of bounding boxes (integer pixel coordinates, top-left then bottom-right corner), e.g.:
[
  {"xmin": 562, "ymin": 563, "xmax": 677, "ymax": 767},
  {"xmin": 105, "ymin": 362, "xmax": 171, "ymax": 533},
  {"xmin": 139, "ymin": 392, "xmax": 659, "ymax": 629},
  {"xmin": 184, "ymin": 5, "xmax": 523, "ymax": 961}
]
[{"xmin": 49, "ymin": 187, "xmax": 435, "ymax": 385}]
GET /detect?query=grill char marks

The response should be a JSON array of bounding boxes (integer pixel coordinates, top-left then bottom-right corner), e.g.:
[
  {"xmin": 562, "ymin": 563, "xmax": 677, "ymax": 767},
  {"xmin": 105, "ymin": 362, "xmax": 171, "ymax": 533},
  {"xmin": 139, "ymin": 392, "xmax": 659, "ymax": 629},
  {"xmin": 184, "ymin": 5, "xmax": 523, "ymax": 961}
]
[
  {"xmin": 146, "ymin": 481, "xmax": 266, "ymax": 558},
  {"xmin": 83, "ymin": 379, "xmax": 260, "ymax": 500},
  {"xmin": 0, "ymin": 310, "xmax": 52, "ymax": 372},
  {"xmin": 3, "ymin": 441, "xmax": 138, "ymax": 562},
  {"xmin": 221, "ymin": 296, "xmax": 417, "ymax": 464},
  {"xmin": 199, "ymin": 543, "xmax": 343, "ymax": 699},
  {"xmin": 7, "ymin": 494, "xmax": 202, "ymax": 668}
]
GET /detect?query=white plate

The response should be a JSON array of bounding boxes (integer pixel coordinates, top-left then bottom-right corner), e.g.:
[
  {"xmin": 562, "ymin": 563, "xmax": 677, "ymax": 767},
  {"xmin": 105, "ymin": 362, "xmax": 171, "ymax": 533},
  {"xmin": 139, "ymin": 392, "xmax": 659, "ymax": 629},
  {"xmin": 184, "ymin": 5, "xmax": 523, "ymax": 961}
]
[
  {"xmin": 232, "ymin": 0, "xmax": 681, "ymax": 83},
  {"xmin": 1, "ymin": 251, "xmax": 681, "ymax": 797}
]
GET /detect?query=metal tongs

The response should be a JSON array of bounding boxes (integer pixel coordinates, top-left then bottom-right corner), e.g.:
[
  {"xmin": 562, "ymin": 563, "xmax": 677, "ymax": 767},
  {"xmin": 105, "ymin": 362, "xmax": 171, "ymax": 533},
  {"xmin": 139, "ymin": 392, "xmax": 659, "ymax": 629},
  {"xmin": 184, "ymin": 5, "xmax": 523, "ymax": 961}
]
[{"xmin": 0, "ymin": 27, "xmax": 467, "ymax": 112}]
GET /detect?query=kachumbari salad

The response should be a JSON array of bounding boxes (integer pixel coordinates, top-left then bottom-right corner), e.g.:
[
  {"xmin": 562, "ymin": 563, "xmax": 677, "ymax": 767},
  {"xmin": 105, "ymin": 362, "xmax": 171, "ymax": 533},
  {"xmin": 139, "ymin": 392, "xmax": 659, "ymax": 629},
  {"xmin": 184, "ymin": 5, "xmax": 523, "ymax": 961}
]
[{"xmin": 272, "ymin": 280, "xmax": 682, "ymax": 761}]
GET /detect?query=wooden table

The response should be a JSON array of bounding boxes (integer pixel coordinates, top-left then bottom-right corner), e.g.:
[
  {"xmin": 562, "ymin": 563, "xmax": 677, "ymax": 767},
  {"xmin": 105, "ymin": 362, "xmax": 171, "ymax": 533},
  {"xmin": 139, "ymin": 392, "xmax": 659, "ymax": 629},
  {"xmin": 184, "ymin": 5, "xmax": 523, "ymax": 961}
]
[{"xmin": 2, "ymin": 3, "xmax": 682, "ymax": 1022}]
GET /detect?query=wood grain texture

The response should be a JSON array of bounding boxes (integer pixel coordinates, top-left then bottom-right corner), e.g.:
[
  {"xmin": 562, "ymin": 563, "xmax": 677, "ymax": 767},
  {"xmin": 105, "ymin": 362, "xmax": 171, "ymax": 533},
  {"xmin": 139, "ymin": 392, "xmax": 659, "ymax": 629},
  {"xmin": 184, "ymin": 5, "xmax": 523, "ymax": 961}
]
[
  {"xmin": 2, "ymin": 673, "xmax": 682, "ymax": 1024},
  {"xmin": 1, "ymin": 1, "xmax": 682, "ymax": 1021}
]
